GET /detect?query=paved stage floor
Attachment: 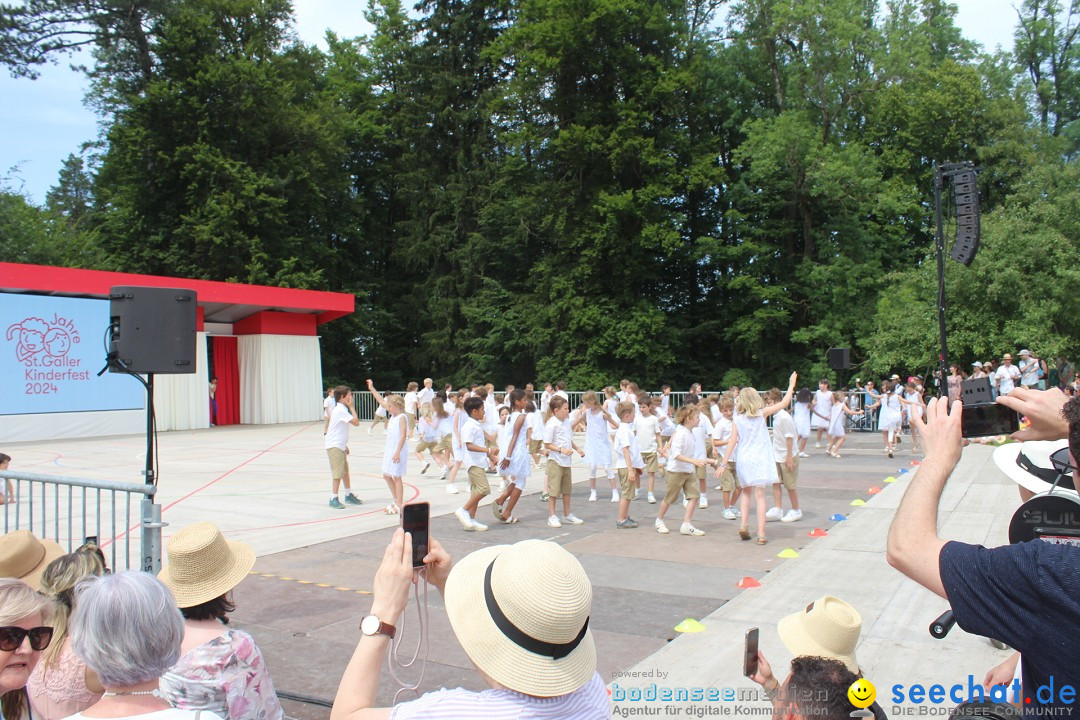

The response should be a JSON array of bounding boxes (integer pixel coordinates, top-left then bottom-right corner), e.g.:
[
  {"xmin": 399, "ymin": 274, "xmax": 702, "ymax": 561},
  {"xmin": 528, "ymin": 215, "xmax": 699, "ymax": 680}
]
[{"xmin": 3, "ymin": 423, "xmax": 1018, "ymax": 717}]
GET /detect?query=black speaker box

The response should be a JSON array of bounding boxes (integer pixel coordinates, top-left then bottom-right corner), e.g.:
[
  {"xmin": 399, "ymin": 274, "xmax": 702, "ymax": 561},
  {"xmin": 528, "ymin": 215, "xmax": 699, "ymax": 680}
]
[
  {"xmin": 827, "ymin": 347, "xmax": 850, "ymax": 369},
  {"xmin": 109, "ymin": 286, "xmax": 197, "ymax": 374}
]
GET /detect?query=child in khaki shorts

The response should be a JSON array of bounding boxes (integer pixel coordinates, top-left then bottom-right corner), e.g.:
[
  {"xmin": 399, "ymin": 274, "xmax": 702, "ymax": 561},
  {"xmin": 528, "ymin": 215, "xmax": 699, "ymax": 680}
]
[
  {"xmin": 655, "ymin": 405, "xmax": 715, "ymax": 536},
  {"xmin": 614, "ymin": 401, "xmax": 645, "ymax": 528},
  {"xmin": 454, "ymin": 397, "xmax": 499, "ymax": 532},
  {"xmin": 712, "ymin": 395, "xmax": 742, "ymax": 520},
  {"xmin": 543, "ymin": 396, "xmax": 585, "ymax": 528}
]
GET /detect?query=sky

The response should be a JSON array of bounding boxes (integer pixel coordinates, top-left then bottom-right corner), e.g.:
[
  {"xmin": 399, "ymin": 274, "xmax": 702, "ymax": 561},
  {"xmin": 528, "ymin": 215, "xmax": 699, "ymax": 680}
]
[{"xmin": 0, "ymin": 0, "xmax": 1021, "ymax": 205}]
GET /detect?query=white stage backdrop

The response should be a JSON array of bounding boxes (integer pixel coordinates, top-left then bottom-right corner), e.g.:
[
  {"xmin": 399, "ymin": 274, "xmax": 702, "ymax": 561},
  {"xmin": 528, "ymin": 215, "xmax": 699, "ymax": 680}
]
[
  {"xmin": 238, "ymin": 335, "xmax": 322, "ymax": 425},
  {"xmin": 153, "ymin": 332, "xmax": 209, "ymax": 432}
]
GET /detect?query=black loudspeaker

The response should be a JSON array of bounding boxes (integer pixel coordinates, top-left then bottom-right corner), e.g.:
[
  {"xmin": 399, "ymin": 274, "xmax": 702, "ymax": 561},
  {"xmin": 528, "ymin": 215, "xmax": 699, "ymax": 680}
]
[
  {"xmin": 827, "ymin": 347, "xmax": 850, "ymax": 369},
  {"xmin": 109, "ymin": 286, "xmax": 197, "ymax": 374},
  {"xmin": 950, "ymin": 169, "xmax": 980, "ymax": 266}
]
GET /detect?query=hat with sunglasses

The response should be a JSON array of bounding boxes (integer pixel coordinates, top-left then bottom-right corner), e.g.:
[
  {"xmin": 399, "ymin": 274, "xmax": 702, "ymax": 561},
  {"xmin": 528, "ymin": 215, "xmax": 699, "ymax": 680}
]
[
  {"xmin": 0, "ymin": 531, "xmax": 64, "ymax": 591},
  {"xmin": 443, "ymin": 539, "xmax": 594, "ymax": 697},
  {"xmin": 993, "ymin": 440, "xmax": 1077, "ymax": 495},
  {"xmin": 777, "ymin": 595, "xmax": 861, "ymax": 674},
  {"xmin": 158, "ymin": 522, "xmax": 255, "ymax": 608}
]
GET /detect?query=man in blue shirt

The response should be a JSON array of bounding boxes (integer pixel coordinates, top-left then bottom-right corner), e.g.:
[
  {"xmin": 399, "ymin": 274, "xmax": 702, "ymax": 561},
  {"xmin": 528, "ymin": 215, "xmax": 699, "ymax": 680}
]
[{"xmin": 887, "ymin": 387, "xmax": 1080, "ymax": 712}]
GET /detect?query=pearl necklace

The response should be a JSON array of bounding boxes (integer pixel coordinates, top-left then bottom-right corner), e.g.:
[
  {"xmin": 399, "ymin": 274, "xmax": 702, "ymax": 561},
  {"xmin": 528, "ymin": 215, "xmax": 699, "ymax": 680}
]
[{"xmin": 102, "ymin": 689, "xmax": 165, "ymax": 698}]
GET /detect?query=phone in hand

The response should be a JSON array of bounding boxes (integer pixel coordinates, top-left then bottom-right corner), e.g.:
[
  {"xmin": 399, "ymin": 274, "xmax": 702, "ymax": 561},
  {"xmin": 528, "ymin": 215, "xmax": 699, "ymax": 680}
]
[
  {"xmin": 961, "ymin": 403, "xmax": 1020, "ymax": 438},
  {"xmin": 743, "ymin": 627, "xmax": 759, "ymax": 677},
  {"xmin": 401, "ymin": 501, "xmax": 430, "ymax": 568}
]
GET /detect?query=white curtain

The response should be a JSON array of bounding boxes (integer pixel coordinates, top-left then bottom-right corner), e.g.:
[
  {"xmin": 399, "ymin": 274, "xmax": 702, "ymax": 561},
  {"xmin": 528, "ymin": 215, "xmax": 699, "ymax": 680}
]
[
  {"xmin": 153, "ymin": 331, "xmax": 210, "ymax": 431},
  {"xmin": 238, "ymin": 335, "xmax": 323, "ymax": 425}
]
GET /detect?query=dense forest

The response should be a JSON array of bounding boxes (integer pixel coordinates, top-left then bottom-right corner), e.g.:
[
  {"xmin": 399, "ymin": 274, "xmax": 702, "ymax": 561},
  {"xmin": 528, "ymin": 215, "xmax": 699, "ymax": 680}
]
[{"xmin": 2, "ymin": 0, "xmax": 1078, "ymax": 390}]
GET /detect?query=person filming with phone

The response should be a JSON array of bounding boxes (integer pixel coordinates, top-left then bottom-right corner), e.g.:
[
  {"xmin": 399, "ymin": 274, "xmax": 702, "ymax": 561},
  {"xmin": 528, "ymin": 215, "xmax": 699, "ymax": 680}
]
[
  {"xmin": 330, "ymin": 527, "xmax": 609, "ymax": 719},
  {"xmin": 886, "ymin": 387, "xmax": 1080, "ymax": 713}
]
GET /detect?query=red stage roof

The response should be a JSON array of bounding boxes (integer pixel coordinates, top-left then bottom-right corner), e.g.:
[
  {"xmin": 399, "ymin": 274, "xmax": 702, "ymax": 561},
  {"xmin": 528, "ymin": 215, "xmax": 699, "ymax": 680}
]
[{"xmin": 0, "ymin": 263, "xmax": 354, "ymax": 326}]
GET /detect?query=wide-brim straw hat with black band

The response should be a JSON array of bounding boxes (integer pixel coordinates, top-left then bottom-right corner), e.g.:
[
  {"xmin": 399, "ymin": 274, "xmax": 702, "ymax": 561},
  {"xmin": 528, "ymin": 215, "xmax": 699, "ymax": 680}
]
[
  {"xmin": 777, "ymin": 595, "xmax": 862, "ymax": 674},
  {"xmin": 0, "ymin": 530, "xmax": 64, "ymax": 591},
  {"xmin": 158, "ymin": 522, "xmax": 255, "ymax": 608},
  {"xmin": 444, "ymin": 539, "xmax": 595, "ymax": 697}
]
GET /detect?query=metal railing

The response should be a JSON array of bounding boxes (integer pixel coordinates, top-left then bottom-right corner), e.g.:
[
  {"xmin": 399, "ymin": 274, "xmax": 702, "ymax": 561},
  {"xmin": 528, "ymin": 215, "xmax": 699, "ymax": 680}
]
[
  {"xmin": 349, "ymin": 388, "xmax": 910, "ymax": 433},
  {"xmin": 0, "ymin": 470, "xmax": 162, "ymax": 573}
]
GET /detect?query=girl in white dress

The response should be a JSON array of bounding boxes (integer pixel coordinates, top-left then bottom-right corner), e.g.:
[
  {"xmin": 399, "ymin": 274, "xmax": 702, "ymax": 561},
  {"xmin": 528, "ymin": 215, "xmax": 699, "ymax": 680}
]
[
  {"xmin": 496, "ymin": 406, "xmax": 512, "ymax": 492},
  {"xmin": 366, "ymin": 379, "xmax": 407, "ymax": 514},
  {"xmin": 903, "ymin": 382, "xmax": 926, "ymax": 453},
  {"xmin": 793, "ymin": 389, "xmax": 813, "ymax": 457},
  {"xmin": 575, "ymin": 391, "xmax": 618, "ymax": 502},
  {"xmin": 718, "ymin": 373, "xmax": 797, "ymax": 545},
  {"xmin": 825, "ymin": 390, "xmax": 864, "ymax": 458},
  {"xmin": 868, "ymin": 380, "xmax": 902, "ymax": 458},
  {"xmin": 492, "ymin": 390, "xmax": 530, "ymax": 524}
]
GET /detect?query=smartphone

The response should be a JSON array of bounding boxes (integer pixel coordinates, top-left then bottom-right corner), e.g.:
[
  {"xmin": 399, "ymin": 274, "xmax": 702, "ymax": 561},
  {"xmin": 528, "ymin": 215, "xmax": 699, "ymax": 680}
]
[
  {"xmin": 83, "ymin": 535, "xmax": 98, "ymax": 546},
  {"xmin": 401, "ymin": 502, "xmax": 430, "ymax": 568},
  {"xmin": 743, "ymin": 627, "xmax": 759, "ymax": 677},
  {"xmin": 961, "ymin": 403, "xmax": 1020, "ymax": 438}
]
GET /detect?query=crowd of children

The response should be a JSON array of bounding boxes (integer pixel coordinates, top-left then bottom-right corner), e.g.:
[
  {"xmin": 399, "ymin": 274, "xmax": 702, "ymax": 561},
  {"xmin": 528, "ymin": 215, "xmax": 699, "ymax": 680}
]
[{"xmin": 323, "ymin": 373, "xmax": 915, "ymax": 544}]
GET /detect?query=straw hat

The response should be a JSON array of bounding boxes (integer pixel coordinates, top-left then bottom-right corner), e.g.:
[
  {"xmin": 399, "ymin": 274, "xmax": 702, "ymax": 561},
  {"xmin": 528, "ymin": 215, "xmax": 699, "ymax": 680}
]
[
  {"xmin": 993, "ymin": 441, "xmax": 1076, "ymax": 495},
  {"xmin": 1002, "ymin": 353, "xmax": 1014, "ymax": 361},
  {"xmin": 777, "ymin": 595, "xmax": 861, "ymax": 673},
  {"xmin": 0, "ymin": 531, "xmax": 64, "ymax": 591},
  {"xmin": 158, "ymin": 522, "xmax": 255, "ymax": 608},
  {"xmin": 444, "ymin": 539, "xmax": 595, "ymax": 697}
]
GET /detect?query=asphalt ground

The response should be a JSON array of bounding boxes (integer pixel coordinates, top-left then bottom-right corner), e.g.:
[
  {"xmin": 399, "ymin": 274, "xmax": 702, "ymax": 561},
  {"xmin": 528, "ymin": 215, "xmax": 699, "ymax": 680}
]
[{"xmin": 225, "ymin": 431, "xmax": 917, "ymax": 718}]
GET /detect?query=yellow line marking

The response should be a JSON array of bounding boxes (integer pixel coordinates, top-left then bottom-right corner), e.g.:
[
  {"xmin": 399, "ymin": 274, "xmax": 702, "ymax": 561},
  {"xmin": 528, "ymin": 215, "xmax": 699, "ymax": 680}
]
[{"xmin": 249, "ymin": 571, "xmax": 371, "ymax": 595}]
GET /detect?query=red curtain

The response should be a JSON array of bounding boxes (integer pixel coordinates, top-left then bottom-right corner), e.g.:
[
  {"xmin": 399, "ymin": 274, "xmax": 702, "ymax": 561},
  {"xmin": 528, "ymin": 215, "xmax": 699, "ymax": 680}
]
[{"xmin": 212, "ymin": 336, "xmax": 240, "ymax": 426}]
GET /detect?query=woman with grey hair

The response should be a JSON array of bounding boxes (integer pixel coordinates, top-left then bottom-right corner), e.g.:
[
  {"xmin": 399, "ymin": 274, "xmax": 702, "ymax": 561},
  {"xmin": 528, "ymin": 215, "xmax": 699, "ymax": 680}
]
[{"xmin": 65, "ymin": 572, "xmax": 223, "ymax": 720}]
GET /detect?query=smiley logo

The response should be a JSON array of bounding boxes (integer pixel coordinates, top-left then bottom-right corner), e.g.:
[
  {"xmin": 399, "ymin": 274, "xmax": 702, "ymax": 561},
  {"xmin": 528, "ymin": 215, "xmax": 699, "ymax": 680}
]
[{"xmin": 848, "ymin": 678, "xmax": 876, "ymax": 708}]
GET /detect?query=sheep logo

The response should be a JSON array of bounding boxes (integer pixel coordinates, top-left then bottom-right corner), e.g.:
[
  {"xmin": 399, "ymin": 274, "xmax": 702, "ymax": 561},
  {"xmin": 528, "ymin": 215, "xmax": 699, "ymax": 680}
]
[{"xmin": 6, "ymin": 316, "xmax": 76, "ymax": 364}]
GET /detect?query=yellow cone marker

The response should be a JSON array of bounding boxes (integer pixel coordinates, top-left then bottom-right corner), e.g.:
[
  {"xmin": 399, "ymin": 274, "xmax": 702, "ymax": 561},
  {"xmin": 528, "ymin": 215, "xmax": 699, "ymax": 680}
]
[
  {"xmin": 777, "ymin": 548, "xmax": 799, "ymax": 558},
  {"xmin": 674, "ymin": 618, "xmax": 705, "ymax": 633},
  {"xmin": 850, "ymin": 498, "xmax": 866, "ymax": 506},
  {"xmin": 884, "ymin": 476, "xmax": 897, "ymax": 483}
]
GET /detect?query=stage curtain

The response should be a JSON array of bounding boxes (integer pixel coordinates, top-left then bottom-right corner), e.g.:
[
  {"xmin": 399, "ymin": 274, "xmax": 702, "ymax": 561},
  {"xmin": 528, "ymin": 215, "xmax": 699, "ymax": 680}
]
[
  {"xmin": 212, "ymin": 336, "xmax": 240, "ymax": 426},
  {"xmin": 238, "ymin": 335, "xmax": 322, "ymax": 425},
  {"xmin": 153, "ymin": 331, "xmax": 210, "ymax": 431}
]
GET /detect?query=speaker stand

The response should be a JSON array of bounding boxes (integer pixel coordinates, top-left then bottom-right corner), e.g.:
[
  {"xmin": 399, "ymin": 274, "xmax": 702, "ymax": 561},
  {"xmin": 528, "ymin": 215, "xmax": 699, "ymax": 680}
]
[
  {"xmin": 933, "ymin": 164, "xmax": 950, "ymax": 391},
  {"xmin": 144, "ymin": 372, "xmax": 155, "ymax": 487}
]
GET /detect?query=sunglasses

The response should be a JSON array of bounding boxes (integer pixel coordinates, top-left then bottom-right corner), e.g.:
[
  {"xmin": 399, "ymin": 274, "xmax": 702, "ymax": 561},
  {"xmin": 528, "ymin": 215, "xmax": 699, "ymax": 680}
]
[{"xmin": 0, "ymin": 626, "xmax": 53, "ymax": 652}]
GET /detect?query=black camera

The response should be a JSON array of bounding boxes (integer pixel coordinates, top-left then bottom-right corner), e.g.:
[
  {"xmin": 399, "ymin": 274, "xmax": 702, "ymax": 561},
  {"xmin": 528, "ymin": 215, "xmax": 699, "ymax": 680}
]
[{"xmin": 959, "ymin": 378, "xmax": 1019, "ymax": 438}]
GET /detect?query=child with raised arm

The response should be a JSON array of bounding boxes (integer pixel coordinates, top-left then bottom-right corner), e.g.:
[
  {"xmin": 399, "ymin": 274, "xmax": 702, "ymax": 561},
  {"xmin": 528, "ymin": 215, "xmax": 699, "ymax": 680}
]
[
  {"xmin": 543, "ymin": 396, "xmax": 585, "ymax": 528},
  {"xmin": 366, "ymin": 379, "xmax": 406, "ymax": 514},
  {"xmin": 492, "ymin": 390, "xmax": 530, "ymax": 524},
  {"xmin": 655, "ymin": 404, "xmax": 714, "ymax": 536},
  {"xmin": 454, "ymin": 396, "xmax": 499, "ymax": 532},
  {"xmin": 719, "ymin": 373, "xmax": 797, "ymax": 545},
  {"xmin": 614, "ymin": 401, "xmax": 645, "ymax": 528}
]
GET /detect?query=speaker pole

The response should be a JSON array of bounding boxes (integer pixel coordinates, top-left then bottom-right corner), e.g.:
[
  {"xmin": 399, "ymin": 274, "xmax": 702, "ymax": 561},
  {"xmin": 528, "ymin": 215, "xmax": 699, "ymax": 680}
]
[
  {"xmin": 145, "ymin": 372, "xmax": 155, "ymax": 487},
  {"xmin": 933, "ymin": 164, "xmax": 950, "ymax": 396}
]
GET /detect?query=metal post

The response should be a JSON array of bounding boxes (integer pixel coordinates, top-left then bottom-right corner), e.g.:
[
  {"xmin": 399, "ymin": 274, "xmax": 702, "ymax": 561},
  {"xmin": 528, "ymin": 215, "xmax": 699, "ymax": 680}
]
[
  {"xmin": 141, "ymin": 498, "xmax": 165, "ymax": 574},
  {"xmin": 145, "ymin": 372, "xmax": 155, "ymax": 486},
  {"xmin": 934, "ymin": 165, "xmax": 950, "ymax": 396}
]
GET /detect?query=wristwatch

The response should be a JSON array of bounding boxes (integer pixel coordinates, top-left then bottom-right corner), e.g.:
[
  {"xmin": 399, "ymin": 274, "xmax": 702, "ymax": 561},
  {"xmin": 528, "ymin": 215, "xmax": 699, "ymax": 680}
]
[{"xmin": 360, "ymin": 614, "xmax": 396, "ymax": 639}]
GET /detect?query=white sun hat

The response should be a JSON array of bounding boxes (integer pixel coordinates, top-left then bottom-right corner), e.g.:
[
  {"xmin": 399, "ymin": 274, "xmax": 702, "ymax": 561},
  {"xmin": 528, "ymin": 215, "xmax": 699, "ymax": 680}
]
[
  {"xmin": 444, "ymin": 539, "xmax": 595, "ymax": 697},
  {"xmin": 993, "ymin": 441, "xmax": 1076, "ymax": 495}
]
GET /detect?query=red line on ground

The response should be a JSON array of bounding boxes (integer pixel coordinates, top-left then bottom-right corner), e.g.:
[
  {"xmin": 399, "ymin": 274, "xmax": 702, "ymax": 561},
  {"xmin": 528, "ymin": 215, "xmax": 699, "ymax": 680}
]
[{"xmin": 102, "ymin": 423, "xmax": 318, "ymax": 549}]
